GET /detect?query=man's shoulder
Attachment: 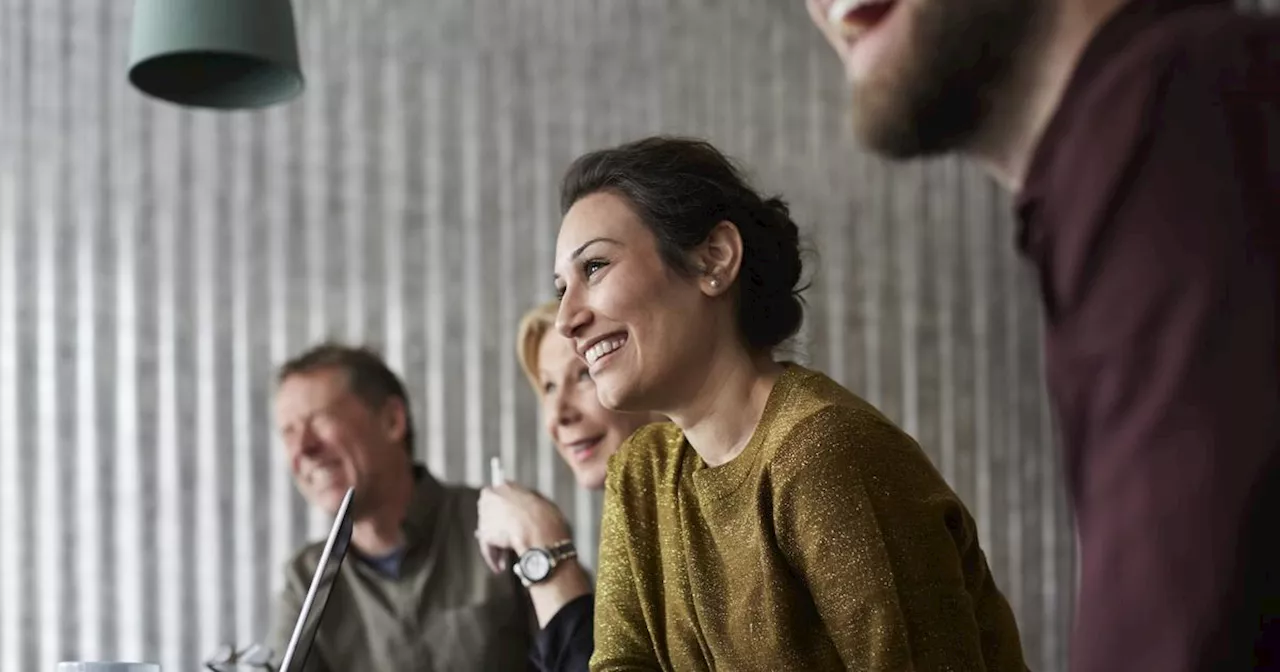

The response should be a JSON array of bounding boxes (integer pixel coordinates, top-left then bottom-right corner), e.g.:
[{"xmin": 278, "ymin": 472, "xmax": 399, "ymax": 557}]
[
  {"xmin": 1021, "ymin": 4, "xmax": 1279, "ymax": 238},
  {"xmin": 1115, "ymin": 6, "xmax": 1277, "ymax": 92},
  {"xmin": 1071, "ymin": 4, "xmax": 1278, "ymax": 123},
  {"xmin": 1147, "ymin": 5, "xmax": 1280, "ymax": 60}
]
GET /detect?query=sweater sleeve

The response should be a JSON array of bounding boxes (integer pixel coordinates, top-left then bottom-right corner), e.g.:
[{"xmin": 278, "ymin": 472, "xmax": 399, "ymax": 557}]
[{"xmin": 588, "ymin": 451, "xmax": 664, "ymax": 672}]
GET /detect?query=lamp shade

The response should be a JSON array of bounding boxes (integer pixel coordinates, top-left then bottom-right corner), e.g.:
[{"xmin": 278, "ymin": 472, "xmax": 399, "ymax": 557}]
[{"xmin": 128, "ymin": 0, "xmax": 304, "ymax": 109}]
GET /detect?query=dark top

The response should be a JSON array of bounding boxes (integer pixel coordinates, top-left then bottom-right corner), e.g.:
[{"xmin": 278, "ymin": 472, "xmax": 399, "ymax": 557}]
[
  {"xmin": 268, "ymin": 466, "xmax": 536, "ymax": 671},
  {"xmin": 1015, "ymin": 2, "xmax": 1280, "ymax": 671},
  {"xmin": 531, "ymin": 593, "xmax": 595, "ymax": 672}
]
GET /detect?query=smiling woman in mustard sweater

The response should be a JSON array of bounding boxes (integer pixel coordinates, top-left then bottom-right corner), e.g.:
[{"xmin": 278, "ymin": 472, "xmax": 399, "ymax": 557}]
[{"xmin": 551, "ymin": 136, "xmax": 1028, "ymax": 671}]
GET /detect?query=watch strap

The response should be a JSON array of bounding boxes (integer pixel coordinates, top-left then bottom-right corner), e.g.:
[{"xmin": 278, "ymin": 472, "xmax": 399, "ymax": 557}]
[
  {"xmin": 513, "ymin": 539, "xmax": 577, "ymax": 587},
  {"xmin": 545, "ymin": 539, "xmax": 577, "ymax": 563}
]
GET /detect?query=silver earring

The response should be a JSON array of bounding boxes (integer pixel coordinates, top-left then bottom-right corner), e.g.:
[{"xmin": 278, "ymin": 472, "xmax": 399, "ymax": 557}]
[{"xmin": 709, "ymin": 278, "xmax": 720, "ymax": 288}]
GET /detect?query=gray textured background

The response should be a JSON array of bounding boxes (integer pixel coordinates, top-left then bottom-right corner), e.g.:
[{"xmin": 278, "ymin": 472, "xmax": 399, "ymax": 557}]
[{"xmin": 0, "ymin": 0, "xmax": 1273, "ymax": 670}]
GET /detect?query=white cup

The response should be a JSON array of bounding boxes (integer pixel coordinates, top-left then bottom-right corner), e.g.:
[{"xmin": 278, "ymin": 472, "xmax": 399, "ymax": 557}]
[{"xmin": 57, "ymin": 664, "xmax": 160, "ymax": 672}]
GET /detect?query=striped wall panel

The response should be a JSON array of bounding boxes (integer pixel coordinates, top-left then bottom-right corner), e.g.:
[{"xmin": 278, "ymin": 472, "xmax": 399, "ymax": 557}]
[{"xmin": 2, "ymin": 0, "xmax": 1273, "ymax": 670}]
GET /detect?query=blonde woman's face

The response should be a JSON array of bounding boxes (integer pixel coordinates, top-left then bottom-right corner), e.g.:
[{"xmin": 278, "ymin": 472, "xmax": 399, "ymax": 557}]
[{"xmin": 537, "ymin": 330, "xmax": 652, "ymax": 490}]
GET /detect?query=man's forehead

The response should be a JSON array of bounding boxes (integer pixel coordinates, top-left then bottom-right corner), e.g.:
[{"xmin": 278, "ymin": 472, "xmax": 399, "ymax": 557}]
[{"xmin": 276, "ymin": 369, "xmax": 350, "ymax": 410}]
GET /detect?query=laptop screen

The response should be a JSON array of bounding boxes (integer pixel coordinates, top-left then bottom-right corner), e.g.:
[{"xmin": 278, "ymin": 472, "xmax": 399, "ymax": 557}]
[{"xmin": 278, "ymin": 487, "xmax": 356, "ymax": 672}]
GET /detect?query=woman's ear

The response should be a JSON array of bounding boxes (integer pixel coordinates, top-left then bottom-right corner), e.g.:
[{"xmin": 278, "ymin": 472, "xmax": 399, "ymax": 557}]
[{"xmin": 697, "ymin": 221, "xmax": 744, "ymax": 296}]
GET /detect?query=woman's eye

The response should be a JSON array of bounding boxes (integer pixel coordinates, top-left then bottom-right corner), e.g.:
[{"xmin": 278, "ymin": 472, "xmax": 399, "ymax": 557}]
[
  {"xmin": 542, "ymin": 381, "xmax": 556, "ymax": 394},
  {"xmin": 583, "ymin": 259, "xmax": 608, "ymax": 277}
]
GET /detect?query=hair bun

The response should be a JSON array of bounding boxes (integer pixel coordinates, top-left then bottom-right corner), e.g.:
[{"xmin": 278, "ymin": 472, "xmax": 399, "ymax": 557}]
[{"xmin": 735, "ymin": 194, "xmax": 805, "ymax": 349}]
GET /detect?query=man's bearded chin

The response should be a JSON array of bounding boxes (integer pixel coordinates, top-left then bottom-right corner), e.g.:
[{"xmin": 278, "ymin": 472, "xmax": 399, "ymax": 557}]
[{"xmin": 848, "ymin": 0, "xmax": 1040, "ymax": 159}]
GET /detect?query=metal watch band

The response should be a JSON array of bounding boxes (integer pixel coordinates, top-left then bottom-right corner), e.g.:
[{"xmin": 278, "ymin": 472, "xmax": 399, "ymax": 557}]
[
  {"xmin": 545, "ymin": 539, "xmax": 577, "ymax": 563},
  {"xmin": 513, "ymin": 539, "xmax": 577, "ymax": 587}
]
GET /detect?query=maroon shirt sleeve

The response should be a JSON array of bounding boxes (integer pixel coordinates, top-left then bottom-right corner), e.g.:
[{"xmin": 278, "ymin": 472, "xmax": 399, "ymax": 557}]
[{"xmin": 1017, "ymin": 7, "xmax": 1280, "ymax": 672}]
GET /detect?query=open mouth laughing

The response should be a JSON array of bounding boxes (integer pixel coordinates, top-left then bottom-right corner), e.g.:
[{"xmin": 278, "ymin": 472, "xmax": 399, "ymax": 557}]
[
  {"xmin": 582, "ymin": 333, "xmax": 628, "ymax": 372},
  {"xmin": 824, "ymin": 0, "xmax": 907, "ymax": 82},
  {"xmin": 827, "ymin": 0, "xmax": 898, "ymax": 38},
  {"xmin": 302, "ymin": 462, "xmax": 343, "ymax": 491}
]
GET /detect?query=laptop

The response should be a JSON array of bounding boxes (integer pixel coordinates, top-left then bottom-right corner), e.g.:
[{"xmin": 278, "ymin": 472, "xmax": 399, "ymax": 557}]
[{"xmin": 278, "ymin": 487, "xmax": 356, "ymax": 672}]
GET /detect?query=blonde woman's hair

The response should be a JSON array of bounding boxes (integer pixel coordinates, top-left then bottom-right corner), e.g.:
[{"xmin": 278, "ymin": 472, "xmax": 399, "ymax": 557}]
[{"xmin": 516, "ymin": 300, "xmax": 561, "ymax": 396}]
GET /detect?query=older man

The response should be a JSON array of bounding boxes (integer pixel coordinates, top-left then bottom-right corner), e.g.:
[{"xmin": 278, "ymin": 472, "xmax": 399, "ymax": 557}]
[
  {"xmin": 267, "ymin": 343, "xmax": 534, "ymax": 670},
  {"xmin": 806, "ymin": 0, "xmax": 1280, "ymax": 670}
]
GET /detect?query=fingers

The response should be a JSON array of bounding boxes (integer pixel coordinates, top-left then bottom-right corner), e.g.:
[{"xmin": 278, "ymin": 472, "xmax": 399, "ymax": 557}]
[
  {"xmin": 475, "ymin": 526, "xmax": 513, "ymax": 574},
  {"xmin": 489, "ymin": 482, "xmax": 551, "ymax": 508},
  {"xmin": 484, "ymin": 545, "xmax": 504, "ymax": 574},
  {"xmin": 477, "ymin": 488, "xmax": 512, "ymax": 524},
  {"xmin": 477, "ymin": 488, "xmax": 512, "ymax": 528},
  {"xmin": 476, "ymin": 482, "xmax": 571, "ymax": 557},
  {"xmin": 476, "ymin": 538, "xmax": 504, "ymax": 574},
  {"xmin": 490, "ymin": 482, "xmax": 523, "ymax": 497},
  {"xmin": 477, "ymin": 483, "xmax": 522, "ymax": 574},
  {"xmin": 474, "ymin": 534, "xmax": 496, "ymax": 573},
  {"xmin": 475, "ymin": 505, "xmax": 512, "ymax": 548}
]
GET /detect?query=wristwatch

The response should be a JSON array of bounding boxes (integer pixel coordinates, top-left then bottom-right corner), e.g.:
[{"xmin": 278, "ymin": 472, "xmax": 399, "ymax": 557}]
[{"xmin": 512, "ymin": 539, "xmax": 577, "ymax": 587}]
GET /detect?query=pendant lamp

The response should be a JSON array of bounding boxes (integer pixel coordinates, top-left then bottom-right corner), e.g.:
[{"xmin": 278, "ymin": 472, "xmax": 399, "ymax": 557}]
[{"xmin": 128, "ymin": 0, "xmax": 304, "ymax": 110}]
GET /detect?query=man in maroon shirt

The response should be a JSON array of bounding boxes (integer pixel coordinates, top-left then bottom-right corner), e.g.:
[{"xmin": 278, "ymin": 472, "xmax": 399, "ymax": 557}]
[{"xmin": 806, "ymin": 0, "xmax": 1279, "ymax": 670}]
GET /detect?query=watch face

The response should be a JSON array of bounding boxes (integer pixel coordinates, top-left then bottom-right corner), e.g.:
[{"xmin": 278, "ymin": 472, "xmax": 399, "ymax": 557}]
[{"xmin": 520, "ymin": 549, "xmax": 553, "ymax": 582}]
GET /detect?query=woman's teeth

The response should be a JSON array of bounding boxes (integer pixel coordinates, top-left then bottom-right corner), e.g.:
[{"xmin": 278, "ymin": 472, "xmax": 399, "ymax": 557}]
[
  {"xmin": 570, "ymin": 439, "xmax": 598, "ymax": 453},
  {"xmin": 586, "ymin": 336, "xmax": 626, "ymax": 365}
]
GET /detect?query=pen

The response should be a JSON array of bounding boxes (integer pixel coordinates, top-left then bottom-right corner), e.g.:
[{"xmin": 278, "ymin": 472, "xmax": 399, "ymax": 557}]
[{"xmin": 489, "ymin": 456, "xmax": 505, "ymax": 487}]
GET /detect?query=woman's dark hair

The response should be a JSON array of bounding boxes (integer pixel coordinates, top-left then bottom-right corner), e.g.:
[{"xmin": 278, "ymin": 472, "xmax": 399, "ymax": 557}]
[{"xmin": 559, "ymin": 136, "xmax": 807, "ymax": 350}]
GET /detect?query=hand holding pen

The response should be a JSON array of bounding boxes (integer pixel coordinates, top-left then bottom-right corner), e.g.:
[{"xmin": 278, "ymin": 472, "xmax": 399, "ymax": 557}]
[{"xmin": 474, "ymin": 456, "xmax": 573, "ymax": 574}]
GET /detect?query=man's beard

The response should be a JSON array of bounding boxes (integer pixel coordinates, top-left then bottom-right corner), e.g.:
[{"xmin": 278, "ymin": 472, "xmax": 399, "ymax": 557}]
[{"xmin": 849, "ymin": 0, "xmax": 1041, "ymax": 158}]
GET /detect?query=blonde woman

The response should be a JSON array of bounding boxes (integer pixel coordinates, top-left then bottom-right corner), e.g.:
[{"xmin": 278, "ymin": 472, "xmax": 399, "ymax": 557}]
[{"xmin": 475, "ymin": 301, "xmax": 658, "ymax": 671}]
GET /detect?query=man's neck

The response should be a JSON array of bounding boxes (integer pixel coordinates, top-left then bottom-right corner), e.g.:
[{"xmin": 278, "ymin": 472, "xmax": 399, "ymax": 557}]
[
  {"xmin": 968, "ymin": 0, "xmax": 1130, "ymax": 191},
  {"xmin": 351, "ymin": 465, "xmax": 415, "ymax": 557},
  {"xmin": 664, "ymin": 347, "xmax": 783, "ymax": 468}
]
